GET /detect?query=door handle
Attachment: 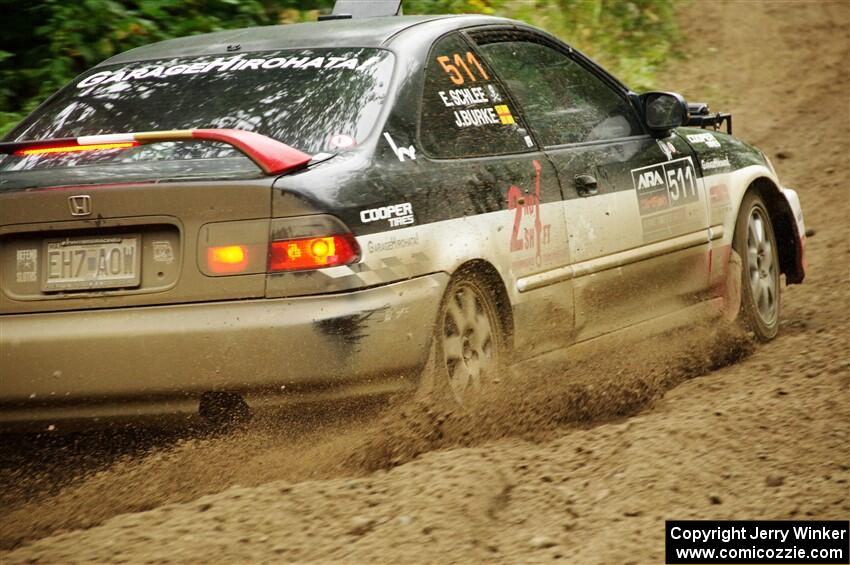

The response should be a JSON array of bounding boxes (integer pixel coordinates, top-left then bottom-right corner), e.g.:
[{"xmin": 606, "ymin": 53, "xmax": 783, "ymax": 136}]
[{"xmin": 575, "ymin": 174, "xmax": 598, "ymax": 197}]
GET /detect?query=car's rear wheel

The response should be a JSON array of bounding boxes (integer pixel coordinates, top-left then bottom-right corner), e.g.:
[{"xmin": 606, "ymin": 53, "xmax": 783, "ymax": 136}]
[
  {"xmin": 420, "ymin": 273, "xmax": 507, "ymax": 405},
  {"xmin": 732, "ymin": 191, "xmax": 780, "ymax": 340}
]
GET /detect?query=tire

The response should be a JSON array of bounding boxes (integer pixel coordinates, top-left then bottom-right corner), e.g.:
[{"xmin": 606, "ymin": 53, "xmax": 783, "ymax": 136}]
[
  {"xmin": 419, "ymin": 272, "xmax": 508, "ymax": 405},
  {"xmin": 732, "ymin": 191, "xmax": 781, "ymax": 341}
]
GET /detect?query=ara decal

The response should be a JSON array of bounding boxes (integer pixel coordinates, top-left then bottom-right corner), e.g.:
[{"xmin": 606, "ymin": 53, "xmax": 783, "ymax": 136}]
[{"xmin": 631, "ymin": 157, "xmax": 698, "ymax": 216}]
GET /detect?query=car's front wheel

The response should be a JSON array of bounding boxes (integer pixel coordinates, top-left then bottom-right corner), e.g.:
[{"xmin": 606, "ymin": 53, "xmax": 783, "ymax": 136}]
[
  {"xmin": 732, "ymin": 191, "xmax": 781, "ymax": 340},
  {"xmin": 420, "ymin": 272, "xmax": 507, "ymax": 405}
]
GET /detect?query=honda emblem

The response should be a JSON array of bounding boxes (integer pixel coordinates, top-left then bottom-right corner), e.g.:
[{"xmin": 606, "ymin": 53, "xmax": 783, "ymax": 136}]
[{"xmin": 68, "ymin": 195, "xmax": 92, "ymax": 216}]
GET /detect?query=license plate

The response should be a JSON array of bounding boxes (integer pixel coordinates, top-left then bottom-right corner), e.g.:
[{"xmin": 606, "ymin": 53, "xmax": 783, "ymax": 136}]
[{"xmin": 42, "ymin": 235, "xmax": 141, "ymax": 292}]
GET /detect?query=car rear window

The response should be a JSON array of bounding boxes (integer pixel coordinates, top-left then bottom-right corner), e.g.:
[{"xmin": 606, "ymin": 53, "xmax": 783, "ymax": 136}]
[{"xmin": 1, "ymin": 48, "xmax": 394, "ymax": 178}]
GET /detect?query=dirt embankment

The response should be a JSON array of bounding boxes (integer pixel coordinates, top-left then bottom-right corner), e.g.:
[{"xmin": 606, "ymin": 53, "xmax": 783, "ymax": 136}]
[{"xmin": 2, "ymin": 1, "xmax": 848, "ymax": 563}]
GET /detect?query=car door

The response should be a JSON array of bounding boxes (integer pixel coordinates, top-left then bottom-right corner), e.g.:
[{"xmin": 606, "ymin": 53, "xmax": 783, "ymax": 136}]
[
  {"xmin": 471, "ymin": 30, "xmax": 711, "ymax": 340},
  {"xmin": 367, "ymin": 31, "xmax": 576, "ymax": 357}
]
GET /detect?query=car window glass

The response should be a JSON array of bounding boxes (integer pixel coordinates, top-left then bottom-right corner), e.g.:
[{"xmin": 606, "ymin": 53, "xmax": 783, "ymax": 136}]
[
  {"xmin": 419, "ymin": 34, "xmax": 532, "ymax": 158},
  {"xmin": 3, "ymin": 47, "xmax": 394, "ymax": 176},
  {"xmin": 476, "ymin": 40, "xmax": 642, "ymax": 146}
]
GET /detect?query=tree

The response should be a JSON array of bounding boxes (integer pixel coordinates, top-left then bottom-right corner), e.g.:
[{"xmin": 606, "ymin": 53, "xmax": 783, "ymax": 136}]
[{"xmin": 1, "ymin": 0, "xmax": 676, "ymax": 136}]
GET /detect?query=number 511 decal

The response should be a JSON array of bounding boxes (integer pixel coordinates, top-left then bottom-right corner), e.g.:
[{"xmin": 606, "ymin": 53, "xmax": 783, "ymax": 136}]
[
  {"xmin": 631, "ymin": 157, "xmax": 699, "ymax": 216},
  {"xmin": 437, "ymin": 52, "xmax": 489, "ymax": 85}
]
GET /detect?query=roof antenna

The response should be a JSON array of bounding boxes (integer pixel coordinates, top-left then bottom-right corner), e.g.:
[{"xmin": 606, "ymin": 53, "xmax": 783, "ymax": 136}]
[{"xmin": 319, "ymin": 0, "xmax": 403, "ymax": 21}]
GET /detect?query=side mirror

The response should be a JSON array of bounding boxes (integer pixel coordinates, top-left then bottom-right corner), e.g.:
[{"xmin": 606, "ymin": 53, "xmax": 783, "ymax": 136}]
[{"xmin": 640, "ymin": 91, "xmax": 688, "ymax": 137}]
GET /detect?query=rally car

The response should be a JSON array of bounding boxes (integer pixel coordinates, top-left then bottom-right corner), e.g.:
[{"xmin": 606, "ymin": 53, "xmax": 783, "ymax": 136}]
[{"xmin": 0, "ymin": 1, "xmax": 806, "ymax": 429}]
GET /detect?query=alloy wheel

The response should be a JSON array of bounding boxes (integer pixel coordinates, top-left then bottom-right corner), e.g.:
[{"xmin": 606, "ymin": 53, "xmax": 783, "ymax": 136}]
[
  {"xmin": 440, "ymin": 281, "xmax": 500, "ymax": 404},
  {"xmin": 745, "ymin": 206, "xmax": 778, "ymax": 326}
]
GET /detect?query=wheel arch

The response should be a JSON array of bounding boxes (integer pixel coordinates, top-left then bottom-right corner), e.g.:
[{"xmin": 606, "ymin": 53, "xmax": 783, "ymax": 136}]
[{"xmin": 743, "ymin": 177, "xmax": 805, "ymax": 285}]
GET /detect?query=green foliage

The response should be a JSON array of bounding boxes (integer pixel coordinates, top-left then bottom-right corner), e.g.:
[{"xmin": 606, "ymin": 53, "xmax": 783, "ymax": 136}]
[
  {"xmin": 501, "ymin": 0, "xmax": 680, "ymax": 90},
  {"xmin": 0, "ymin": 0, "xmax": 677, "ymax": 136},
  {"xmin": 404, "ymin": 0, "xmax": 498, "ymax": 14}
]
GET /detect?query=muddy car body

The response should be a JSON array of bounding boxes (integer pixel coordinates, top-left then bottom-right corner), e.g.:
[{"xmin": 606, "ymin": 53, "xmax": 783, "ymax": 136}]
[{"xmin": 0, "ymin": 11, "xmax": 806, "ymax": 429}]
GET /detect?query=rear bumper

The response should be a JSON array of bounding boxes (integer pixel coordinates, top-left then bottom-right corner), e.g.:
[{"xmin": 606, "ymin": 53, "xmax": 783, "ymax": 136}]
[{"xmin": 0, "ymin": 273, "xmax": 447, "ymax": 427}]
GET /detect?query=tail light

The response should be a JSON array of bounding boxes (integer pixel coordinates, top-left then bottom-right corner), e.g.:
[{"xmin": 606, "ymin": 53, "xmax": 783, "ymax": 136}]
[
  {"xmin": 207, "ymin": 245, "xmax": 249, "ymax": 274},
  {"xmin": 269, "ymin": 234, "xmax": 359, "ymax": 272},
  {"xmin": 200, "ymin": 215, "xmax": 359, "ymax": 277}
]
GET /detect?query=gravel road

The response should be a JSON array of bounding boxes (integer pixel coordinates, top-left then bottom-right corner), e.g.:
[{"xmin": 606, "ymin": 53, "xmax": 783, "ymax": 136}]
[{"xmin": 2, "ymin": 1, "xmax": 847, "ymax": 563}]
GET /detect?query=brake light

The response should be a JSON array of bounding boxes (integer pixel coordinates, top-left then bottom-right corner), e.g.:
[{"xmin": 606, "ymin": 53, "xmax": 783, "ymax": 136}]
[
  {"xmin": 269, "ymin": 235, "xmax": 359, "ymax": 272},
  {"xmin": 13, "ymin": 141, "xmax": 139, "ymax": 156},
  {"xmin": 207, "ymin": 245, "xmax": 249, "ymax": 274}
]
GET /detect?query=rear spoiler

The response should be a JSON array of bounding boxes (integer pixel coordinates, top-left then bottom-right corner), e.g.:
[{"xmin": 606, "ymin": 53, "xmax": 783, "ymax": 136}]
[
  {"xmin": 686, "ymin": 102, "xmax": 732, "ymax": 134},
  {"xmin": 0, "ymin": 129, "xmax": 313, "ymax": 176}
]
